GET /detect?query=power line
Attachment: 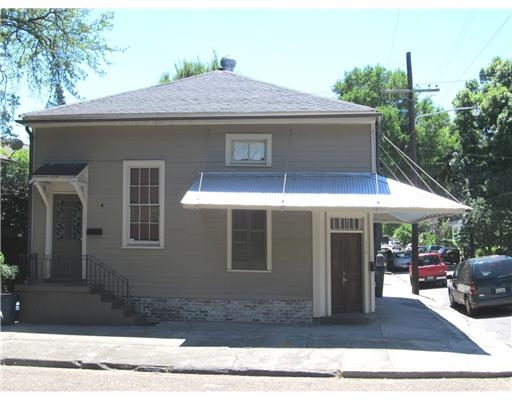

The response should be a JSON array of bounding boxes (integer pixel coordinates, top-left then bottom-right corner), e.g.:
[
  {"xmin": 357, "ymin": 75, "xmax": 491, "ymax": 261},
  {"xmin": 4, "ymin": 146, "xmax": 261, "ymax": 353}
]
[
  {"xmin": 433, "ymin": 9, "xmax": 476, "ymax": 81},
  {"xmin": 438, "ymin": 12, "xmax": 512, "ymax": 104},
  {"xmin": 388, "ymin": 10, "xmax": 401, "ymax": 64},
  {"xmin": 456, "ymin": 13, "xmax": 511, "ymax": 82}
]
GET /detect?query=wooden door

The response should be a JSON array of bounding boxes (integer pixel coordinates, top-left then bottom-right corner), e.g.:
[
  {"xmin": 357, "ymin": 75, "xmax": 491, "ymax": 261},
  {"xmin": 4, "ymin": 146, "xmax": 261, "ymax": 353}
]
[
  {"xmin": 52, "ymin": 194, "xmax": 82, "ymax": 280},
  {"xmin": 331, "ymin": 233, "xmax": 362, "ymax": 313}
]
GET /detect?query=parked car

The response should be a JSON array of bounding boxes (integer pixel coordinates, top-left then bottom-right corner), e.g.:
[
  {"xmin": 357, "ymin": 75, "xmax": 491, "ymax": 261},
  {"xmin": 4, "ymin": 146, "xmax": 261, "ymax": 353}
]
[
  {"xmin": 405, "ymin": 244, "xmax": 426, "ymax": 253},
  {"xmin": 426, "ymin": 245, "xmax": 442, "ymax": 253},
  {"xmin": 409, "ymin": 253, "xmax": 447, "ymax": 287},
  {"xmin": 438, "ymin": 247, "xmax": 461, "ymax": 266},
  {"xmin": 447, "ymin": 255, "xmax": 512, "ymax": 316},
  {"xmin": 391, "ymin": 252, "xmax": 412, "ymax": 271}
]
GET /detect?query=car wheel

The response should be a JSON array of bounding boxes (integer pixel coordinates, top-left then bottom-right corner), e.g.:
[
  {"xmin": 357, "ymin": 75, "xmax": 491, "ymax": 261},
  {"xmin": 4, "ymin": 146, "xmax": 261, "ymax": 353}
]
[
  {"xmin": 464, "ymin": 296, "xmax": 474, "ymax": 316},
  {"xmin": 448, "ymin": 291, "xmax": 456, "ymax": 307}
]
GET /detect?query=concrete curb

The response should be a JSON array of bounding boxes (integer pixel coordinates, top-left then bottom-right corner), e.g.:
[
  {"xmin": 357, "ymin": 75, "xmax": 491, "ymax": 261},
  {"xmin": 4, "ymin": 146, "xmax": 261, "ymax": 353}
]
[{"xmin": 3, "ymin": 357, "xmax": 512, "ymax": 379}]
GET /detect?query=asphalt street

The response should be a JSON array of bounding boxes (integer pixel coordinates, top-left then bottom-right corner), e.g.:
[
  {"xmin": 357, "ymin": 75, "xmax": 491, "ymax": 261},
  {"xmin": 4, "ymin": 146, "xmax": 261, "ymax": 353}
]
[
  {"xmin": 2, "ymin": 365, "xmax": 512, "ymax": 392},
  {"xmin": 391, "ymin": 271, "xmax": 512, "ymax": 349}
]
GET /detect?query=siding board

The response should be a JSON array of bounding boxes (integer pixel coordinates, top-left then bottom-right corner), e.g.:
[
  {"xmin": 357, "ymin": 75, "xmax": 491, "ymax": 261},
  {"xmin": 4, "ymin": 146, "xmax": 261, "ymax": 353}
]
[{"xmin": 31, "ymin": 122, "xmax": 370, "ymax": 301}]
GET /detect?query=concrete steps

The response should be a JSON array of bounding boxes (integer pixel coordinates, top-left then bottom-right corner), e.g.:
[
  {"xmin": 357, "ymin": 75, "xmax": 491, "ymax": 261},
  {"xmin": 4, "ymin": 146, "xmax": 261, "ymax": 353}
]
[{"xmin": 16, "ymin": 284, "xmax": 147, "ymax": 325}]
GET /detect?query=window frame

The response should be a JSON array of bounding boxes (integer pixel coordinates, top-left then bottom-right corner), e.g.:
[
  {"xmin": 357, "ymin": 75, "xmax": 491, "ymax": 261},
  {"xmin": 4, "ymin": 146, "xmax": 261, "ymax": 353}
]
[
  {"xmin": 227, "ymin": 209, "xmax": 272, "ymax": 272},
  {"xmin": 122, "ymin": 160, "xmax": 165, "ymax": 249},
  {"xmin": 225, "ymin": 134, "xmax": 272, "ymax": 166}
]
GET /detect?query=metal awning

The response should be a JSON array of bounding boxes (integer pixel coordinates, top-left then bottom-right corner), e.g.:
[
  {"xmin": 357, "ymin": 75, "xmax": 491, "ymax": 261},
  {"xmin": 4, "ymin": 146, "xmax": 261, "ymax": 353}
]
[{"xmin": 181, "ymin": 172, "xmax": 470, "ymax": 223}]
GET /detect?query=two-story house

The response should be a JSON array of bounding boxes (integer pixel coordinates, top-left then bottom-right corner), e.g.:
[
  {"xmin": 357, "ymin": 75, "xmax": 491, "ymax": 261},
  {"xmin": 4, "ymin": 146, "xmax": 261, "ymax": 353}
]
[{"xmin": 16, "ymin": 57, "xmax": 469, "ymax": 324}]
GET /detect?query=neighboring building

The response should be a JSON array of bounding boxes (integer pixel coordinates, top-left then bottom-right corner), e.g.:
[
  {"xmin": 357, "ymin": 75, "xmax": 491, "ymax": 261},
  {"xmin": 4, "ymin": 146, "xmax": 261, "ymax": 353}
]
[{"xmin": 16, "ymin": 57, "xmax": 469, "ymax": 324}]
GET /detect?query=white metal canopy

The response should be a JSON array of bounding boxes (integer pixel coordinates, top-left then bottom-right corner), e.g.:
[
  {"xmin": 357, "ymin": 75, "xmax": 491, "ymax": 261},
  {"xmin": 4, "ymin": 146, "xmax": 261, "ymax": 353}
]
[{"xmin": 181, "ymin": 172, "xmax": 470, "ymax": 223}]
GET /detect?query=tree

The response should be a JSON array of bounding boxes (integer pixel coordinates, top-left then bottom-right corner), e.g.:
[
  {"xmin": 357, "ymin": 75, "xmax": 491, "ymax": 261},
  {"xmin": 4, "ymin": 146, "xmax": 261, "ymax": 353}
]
[
  {"xmin": 0, "ymin": 8, "xmax": 119, "ymax": 137},
  {"xmin": 333, "ymin": 65, "xmax": 455, "ymax": 190},
  {"xmin": 160, "ymin": 52, "xmax": 220, "ymax": 83},
  {"xmin": 1, "ymin": 148, "xmax": 29, "ymax": 266},
  {"xmin": 333, "ymin": 65, "xmax": 462, "ymax": 249},
  {"xmin": 452, "ymin": 58, "xmax": 512, "ymax": 257}
]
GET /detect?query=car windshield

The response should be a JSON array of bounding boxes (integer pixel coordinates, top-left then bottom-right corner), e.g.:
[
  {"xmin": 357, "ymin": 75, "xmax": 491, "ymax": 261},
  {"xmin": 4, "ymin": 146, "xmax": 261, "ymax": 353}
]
[
  {"xmin": 473, "ymin": 259, "xmax": 512, "ymax": 280},
  {"xmin": 419, "ymin": 256, "xmax": 439, "ymax": 266}
]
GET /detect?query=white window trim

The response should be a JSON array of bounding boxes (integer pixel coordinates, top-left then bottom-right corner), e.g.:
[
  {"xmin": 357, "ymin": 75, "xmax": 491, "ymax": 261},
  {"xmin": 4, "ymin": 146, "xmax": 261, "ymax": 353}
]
[
  {"xmin": 225, "ymin": 134, "xmax": 272, "ymax": 166},
  {"xmin": 227, "ymin": 209, "xmax": 272, "ymax": 272},
  {"xmin": 122, "ymin": 160, "xmax": 165, "ymax": 249}
]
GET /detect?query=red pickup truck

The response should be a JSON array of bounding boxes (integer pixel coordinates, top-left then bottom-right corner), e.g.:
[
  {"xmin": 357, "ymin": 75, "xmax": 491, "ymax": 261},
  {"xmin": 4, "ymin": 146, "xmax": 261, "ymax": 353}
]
[{"xmin": 409, "ymin": 253, "xmax": 447, "ymax": 287}]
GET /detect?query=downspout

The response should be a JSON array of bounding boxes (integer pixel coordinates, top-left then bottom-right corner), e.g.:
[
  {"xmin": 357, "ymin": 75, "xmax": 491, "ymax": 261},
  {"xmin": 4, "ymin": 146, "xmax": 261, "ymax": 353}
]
[{"xmin": 25, "ymin": 126, "xmax": 34, "ymax": 282}]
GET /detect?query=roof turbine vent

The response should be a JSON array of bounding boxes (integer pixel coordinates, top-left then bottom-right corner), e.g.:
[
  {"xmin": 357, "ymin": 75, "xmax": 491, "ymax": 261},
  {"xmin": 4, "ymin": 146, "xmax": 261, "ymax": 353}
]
[{"xmin": 220, "ymin": 55, "xmax": 236, "ymax": 72}]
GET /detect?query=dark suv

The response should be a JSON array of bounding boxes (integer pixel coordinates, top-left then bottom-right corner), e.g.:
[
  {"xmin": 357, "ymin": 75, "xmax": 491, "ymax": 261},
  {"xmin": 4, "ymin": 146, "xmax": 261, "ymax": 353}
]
[
  {"xmin": 438, "ymin": 247, "xmax": 461, "ymax": 266},
  {"xmin": 447, "ymin": 255, "xmax": 512, "ymax": 316}
]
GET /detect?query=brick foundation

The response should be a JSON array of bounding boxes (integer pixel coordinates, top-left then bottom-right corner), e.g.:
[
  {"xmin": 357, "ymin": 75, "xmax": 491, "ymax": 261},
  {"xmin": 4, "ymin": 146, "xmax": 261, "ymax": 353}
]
[{"xmin": 129, "ymin": 297, "xmax": 313, "ymax": 324}]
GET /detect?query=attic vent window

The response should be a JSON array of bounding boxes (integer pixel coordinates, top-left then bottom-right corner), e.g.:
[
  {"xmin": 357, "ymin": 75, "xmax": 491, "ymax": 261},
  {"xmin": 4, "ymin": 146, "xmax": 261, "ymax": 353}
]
[{"xmin": 225, "ymin": 134, "xmax": 272, "ymax": 166}]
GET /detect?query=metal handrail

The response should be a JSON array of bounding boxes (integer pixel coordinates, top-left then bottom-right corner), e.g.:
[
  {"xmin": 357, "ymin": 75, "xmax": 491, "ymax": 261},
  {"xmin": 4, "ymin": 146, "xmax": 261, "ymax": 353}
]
[
  {"xmin": 85, "ymin": 255, "xmax": 129, "ymax": 301},
  {"xmin": 22, "ymin": 253, "xmax": 129, "ymax": 302}
]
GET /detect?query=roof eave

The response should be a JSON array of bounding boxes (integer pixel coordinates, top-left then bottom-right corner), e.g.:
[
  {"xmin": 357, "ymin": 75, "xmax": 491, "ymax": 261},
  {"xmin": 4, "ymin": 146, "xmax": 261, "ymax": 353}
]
[{"xmin": 17, "ymin": 110, "xmax": 380, "ymax": 126}]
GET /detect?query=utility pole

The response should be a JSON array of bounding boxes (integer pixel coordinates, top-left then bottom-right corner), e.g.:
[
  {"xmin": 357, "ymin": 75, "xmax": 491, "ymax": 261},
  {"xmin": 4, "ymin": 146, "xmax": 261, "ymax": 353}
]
[
  {"xmin": 384, "ymin": 52, "xmax": 439, "ymax": 295},
  {"xmin": 407, "ymin": 52, "xmax": 420, "ymax": 295}
]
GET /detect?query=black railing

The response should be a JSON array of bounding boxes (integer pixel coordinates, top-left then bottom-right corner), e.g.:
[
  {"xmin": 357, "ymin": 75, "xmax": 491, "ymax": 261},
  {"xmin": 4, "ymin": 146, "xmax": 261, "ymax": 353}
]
[
  {"xmin": 85, "ymin": 255, "xmax": 129, "ymax": 301},
  {"xmin": 22, "ymin": 253, "xmax": 49, "ymax": 282},
  {"xmin": 22, "ymin": 253, "xmax": 129, "ymax": 302}
]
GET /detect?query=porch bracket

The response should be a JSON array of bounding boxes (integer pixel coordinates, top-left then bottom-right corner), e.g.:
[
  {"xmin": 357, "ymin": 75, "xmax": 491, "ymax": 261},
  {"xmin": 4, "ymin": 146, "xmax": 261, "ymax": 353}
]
[
  {"xmin": 33, "ymin": 181, "xmax": 50, "ymax": 208},
  {"xmin": 70, "ymin": 178, "xmax": 87, "ymax": 205}
]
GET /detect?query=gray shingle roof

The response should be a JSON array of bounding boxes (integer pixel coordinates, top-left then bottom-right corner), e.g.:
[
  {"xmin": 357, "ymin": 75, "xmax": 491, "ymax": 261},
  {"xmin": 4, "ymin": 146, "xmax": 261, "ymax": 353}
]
[{"xmin": 21, "ymin": 70, "xmax": 376, "ymax": 122}]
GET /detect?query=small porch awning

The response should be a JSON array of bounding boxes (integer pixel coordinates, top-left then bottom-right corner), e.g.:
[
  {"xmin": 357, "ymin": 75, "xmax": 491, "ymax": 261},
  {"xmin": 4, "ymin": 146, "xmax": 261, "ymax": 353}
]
[
  {"xmin": 31, "ymin": 162, "xmax": 89, "ymax": 179},
  {"xmin": 30, "ymin": 162, "xmax": 89, "ymax": 207},
  {"xmin": 181, "ymin": 172, "xmax": 470, "ymax": 223}
]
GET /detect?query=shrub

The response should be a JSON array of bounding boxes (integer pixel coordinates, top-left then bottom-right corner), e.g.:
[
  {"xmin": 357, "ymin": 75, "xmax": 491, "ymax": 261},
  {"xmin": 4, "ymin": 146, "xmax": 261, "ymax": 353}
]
[{"xmin": 1, "ymin": 252, "xmax": 18, "ymax": 293}]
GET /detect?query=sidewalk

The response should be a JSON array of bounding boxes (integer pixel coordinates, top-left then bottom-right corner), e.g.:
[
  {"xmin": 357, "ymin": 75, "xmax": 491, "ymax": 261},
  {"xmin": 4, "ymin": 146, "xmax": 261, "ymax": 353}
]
[{"xmin": 1, "ymin": 274, "xmax": 511, "ymax": 378}]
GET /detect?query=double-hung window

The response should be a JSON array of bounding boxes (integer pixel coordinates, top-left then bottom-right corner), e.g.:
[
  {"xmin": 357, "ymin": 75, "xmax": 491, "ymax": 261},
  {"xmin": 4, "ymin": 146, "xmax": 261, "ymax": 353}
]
[
  {"xmin": 228, "ymin": 209, "xmax": 272, "ymax": 271},
  {"xmin": 225, "ymin": 134, "xmax": 272, "ymax": 166},
  {"xmin": 122, "ymin": 161, "xmax": 164, "ymax": 248}
]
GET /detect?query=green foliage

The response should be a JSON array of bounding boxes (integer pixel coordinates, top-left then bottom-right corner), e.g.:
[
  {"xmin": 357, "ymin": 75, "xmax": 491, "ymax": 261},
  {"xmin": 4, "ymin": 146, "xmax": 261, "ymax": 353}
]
[
  {"xmin": 334, "ymin": 65, "xmax": 407, "ymax": 180},
  {"xmin": 160, "ymin": 52, "xmax": 220, "ymax": 83},
  {"xmin": 332, "ymin": 64, "xmax": 458, "ymax": 192},
  {"xmin": 1, "ymin": 252, "xmax": 18, "ymax": 293},
  {"xmin": 0, "ymin": 8, "xmax": 119, "ymax": 136},
  {"xmin": 452, "ymin": 57, "xmax": 512, "ymax": 257},
  {"xmin": 1, "ymin": 148, "xmax": 29, "ymax": 264},
  {"xmin": 392, "ymin": 224, "xmax": 412, "ymax": 246},
  {"xmin": 383, "ymin": 219, "xmax": 457, "ymax": 248},
  {"xmin": 419, "ymin": 231, "xmax": 437, "ymax": 247},
  {"xmin": 0, "ymin": 92, "xmax": 20, "ymax": 139},
  {"xmin": 382, "ymin": 224, "xmax": 400, "ymax": 238}
]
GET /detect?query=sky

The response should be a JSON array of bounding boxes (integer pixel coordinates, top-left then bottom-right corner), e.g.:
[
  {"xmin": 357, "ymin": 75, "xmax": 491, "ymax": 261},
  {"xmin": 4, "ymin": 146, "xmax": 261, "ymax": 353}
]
[{"xmin": 7, "ymin": 1, "xmax": 512, "ymax": 142}]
